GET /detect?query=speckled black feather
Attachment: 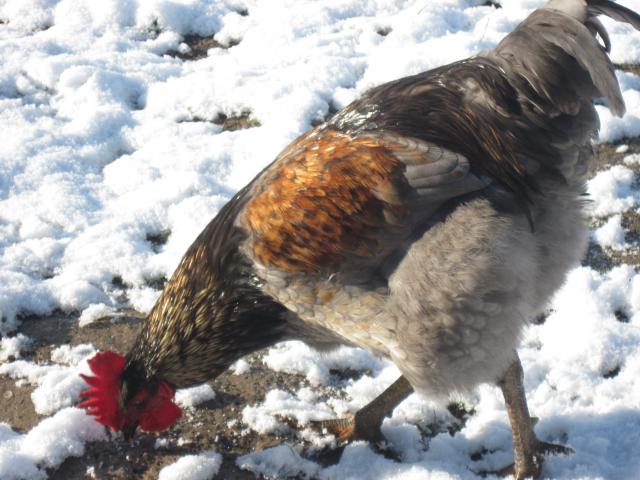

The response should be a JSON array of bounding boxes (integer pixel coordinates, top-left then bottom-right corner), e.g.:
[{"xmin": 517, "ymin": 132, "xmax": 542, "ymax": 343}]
[{"xmin": 124, "ymin": 187, "xmax": 288, "ymax": 390}]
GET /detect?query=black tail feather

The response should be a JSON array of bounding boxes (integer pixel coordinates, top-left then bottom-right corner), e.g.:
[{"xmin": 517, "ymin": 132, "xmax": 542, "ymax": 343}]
[
  {"xmin": 586, "ymin": 17, "xmax": 611, "ymax": 52},
  {"xmin": 587, "ymin": 0, "xmax": 640, "ymax": 31}
]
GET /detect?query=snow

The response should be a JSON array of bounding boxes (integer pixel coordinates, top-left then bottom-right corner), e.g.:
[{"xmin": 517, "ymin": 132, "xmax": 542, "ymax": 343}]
[
  {"xmin": 617, "ymin": 144, "xmax": 630, "ymax": 153},
  {"xmin": 0, "ymin": 0, "xmax": 639, "ymax": 478},
  {"xmin": 237, "ymin": 444, "xmax": 320, "ymax": 479},
  {"xmin": 175, "ymin": 383, "xmax": 216, "ymax": 408},
  {"xmin": 241, "ymin": 388, "xmax": 337, "ymax": 435},
  {"xmin": 0, "ymin": 0, "xmax": 637, "ymax": 332},
  {"xmin": 263, "ymin": 341, "xmax": 385, "ymax": 386},
  {"xmin": 624, "ymin": 152, "xmax": 640, "ymax": 165},
  {"xmin": 157, "ymin": 451, "xmax": 222, "ymax": 480},
  {"xmin": 593, "ymin": 214, "xmax": 627, "ymax": 250},
  {"xmin": 587, "ymin": 165, "xmax": 637, "ymax": 217},
  {"xmin": 229, "ymin": 358, "xmax": 251, "ymax": 375},
  {"xmin": 155, "ymin": 437, "xmax": 170, "ymax": 449},
  {"xmin": 0, "ymin": 408, "xmax": 106, "ymax": 480},
  {"xmin": 0, "ymin": 333, "xmax": 30, "ymax": 361},
  {"xmin": 78, "ymin": 303, "xmax": 115, "ymax": 327}
]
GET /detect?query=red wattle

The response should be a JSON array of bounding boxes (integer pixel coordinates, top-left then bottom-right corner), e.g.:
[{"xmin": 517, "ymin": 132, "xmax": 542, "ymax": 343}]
[{"xmin": 138, "ymin": 380, "xmax": 182, "ymax": 432}]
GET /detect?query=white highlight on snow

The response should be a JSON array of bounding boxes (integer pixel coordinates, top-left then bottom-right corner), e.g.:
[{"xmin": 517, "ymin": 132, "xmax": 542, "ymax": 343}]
[
  {"xmin": 78, "ymin": 303, "xmax": 115, "ymax": 327},
  {"xmin": 155, "ymin": 437, "xmax": 170, "ymax": 450},
  {"xmin": 593, "ymin": 214, "xmax": 627, "ymax": 250},
  {"xmin": 624, "ymin": 153, "xmax": 640, "ymax": 166},
  {"xmin": 0, "ymin": 334, "xmax": 30, "ymax": 361},
  {"xmin": 175, "ymin": 383, "xmax": 216, "ymax": 409},
  {"xmin": 587, "ymin": 165, "xmax": 637, "ymax": 217},
  {"xmin": 263, "ymin": 341, "xmax": 385, "ymax": 386},
  {"xmin": 616, "ymin": 144, "xmax": 630, "ymax": 153},
  {"xmin": 157, "ymin": 451, "xmax": 222, "ymax": 480},
  {"xmin": 230, "ymin": 358, "xmax": 251, "ymax": 375},
  {"xmin": 237, "ymin": 444, "xmax": 320, "ymax": 479},
  {"xmin": 242, "ymin": 388, "xmax": 336, "ymax": 435}
]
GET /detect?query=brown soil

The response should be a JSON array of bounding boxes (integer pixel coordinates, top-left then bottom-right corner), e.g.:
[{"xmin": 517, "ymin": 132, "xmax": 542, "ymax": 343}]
[
  {"xmin": 167, "ymin": 35, "xmax": 240, "ymax": 61},
  {"xmin": 177, "ymin": 110, "xmax": 261, "ymax": 132},
  {"xmin": 0, "ymin": 376, "xmax": 37, "ymax": 433}
]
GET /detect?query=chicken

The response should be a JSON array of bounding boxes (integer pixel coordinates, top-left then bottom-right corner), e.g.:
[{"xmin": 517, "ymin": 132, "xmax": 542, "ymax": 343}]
[{"xmin": 78, "ymin": 1, "xmax": 640, "ymax": 478}]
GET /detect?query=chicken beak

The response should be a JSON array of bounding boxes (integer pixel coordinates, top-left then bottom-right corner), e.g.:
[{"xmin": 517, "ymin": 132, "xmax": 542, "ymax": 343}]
[{"xmin": 122, "ymin": 421, "xmax": 139, "ymax": 442}]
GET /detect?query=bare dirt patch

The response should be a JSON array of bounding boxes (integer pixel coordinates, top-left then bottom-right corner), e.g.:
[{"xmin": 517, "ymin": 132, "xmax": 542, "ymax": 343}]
[
  {"xmin": 167, "ymin": 35, "xmax": 241, "ymax": 61},
  {"xmin": 0, "ymin": 376, "xmax": 37, "ymax": 433}
]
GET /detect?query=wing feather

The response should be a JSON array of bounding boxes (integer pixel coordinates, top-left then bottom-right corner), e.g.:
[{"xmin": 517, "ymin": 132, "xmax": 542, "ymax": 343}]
[{"xmin": 240, "ymin": 128, "xmax": 489, "ymax": 279}]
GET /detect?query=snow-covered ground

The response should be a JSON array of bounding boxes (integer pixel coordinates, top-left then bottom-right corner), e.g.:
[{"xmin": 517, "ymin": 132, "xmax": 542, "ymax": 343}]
[{"xmin": 1, "ymin": 0, "xmax": 640, "ymax": 478}]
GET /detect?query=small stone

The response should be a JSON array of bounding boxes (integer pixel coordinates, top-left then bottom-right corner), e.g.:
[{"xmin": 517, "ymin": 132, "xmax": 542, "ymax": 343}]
[
  {"xmin": 616, "ymin": 144, "xmax": 629, "ymax": 153},
  {"xmin": 3, "ymin": 390, "xmax": 13, "ymax": 399}
]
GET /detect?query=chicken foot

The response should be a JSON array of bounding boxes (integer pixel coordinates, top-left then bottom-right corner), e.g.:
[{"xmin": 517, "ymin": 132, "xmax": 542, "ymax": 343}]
[
  {"xmin": 311, "ymin": 353, "xmax": 570, "ymax": 480},
  {"xmin": 313, "ymin": 375, "xmax": 413, "ymax": 443},
  {"xmin": 497, "ymin": 353, "xmax": 573, "ymax": 480}
]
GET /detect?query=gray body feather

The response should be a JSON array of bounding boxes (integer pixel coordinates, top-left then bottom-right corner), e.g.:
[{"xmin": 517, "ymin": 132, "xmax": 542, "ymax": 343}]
[
  {"xmin": 385, "ymin": 0, "xmax": 616, "ymax": 395},
  {"xmin": 386, "ymin": 0, "xmax": 617, "ymax": 395}
]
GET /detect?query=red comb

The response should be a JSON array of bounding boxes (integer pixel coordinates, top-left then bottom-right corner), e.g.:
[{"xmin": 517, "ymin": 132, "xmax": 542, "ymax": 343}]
[{"xmin": 78, "ymin": 351, "xmax": 126, "ymax": 431}]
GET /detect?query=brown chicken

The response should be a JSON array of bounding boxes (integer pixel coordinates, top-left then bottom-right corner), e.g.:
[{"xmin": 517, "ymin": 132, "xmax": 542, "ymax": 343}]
[{"xmin": 78, "ymin": 1, "xmax": 640, "ymax": 478}]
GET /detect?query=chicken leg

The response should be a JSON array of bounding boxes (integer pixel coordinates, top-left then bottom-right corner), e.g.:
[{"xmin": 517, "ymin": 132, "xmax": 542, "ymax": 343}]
[
  {"xmin": 498, "ymin": 353, "xmax": 573, "ymax": 480},
  {"xmin": 314, "ymin": 375, "xmax": 413, "ymax": 443}
]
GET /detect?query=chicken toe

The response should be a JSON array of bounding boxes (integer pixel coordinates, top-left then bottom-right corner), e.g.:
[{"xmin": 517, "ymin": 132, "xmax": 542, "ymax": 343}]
[{"xmin": 314, "ymin": 375, "xmax": 413, "ymax": 443}]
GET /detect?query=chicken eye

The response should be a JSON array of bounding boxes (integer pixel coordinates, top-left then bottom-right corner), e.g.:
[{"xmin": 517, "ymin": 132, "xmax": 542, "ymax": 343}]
[{"xmin": 128, "ymin": 389, "xmax": 150, "ymax": 412}]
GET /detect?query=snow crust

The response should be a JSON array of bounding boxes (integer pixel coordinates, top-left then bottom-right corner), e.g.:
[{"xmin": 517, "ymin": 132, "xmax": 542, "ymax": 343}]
[
  {"xmin": 229, "ymin": 358, "xmax": 251, "ymax": 375},
  {"xmin": 593, "ymin": 214, "xmax": 627, "ymax": 250},
  {"xmin": 78, "ymin": 303, "xmax": 115, "ymax": 327},
  {"xmin": 175, "ymin": 383, "xmax": 216, "ymax": 408},
  {"xmin": 237, "ymin": 445, "xmax": 320, "ymax": 479},
  {"xmin": 588, "ymin": 165, "xmax": 637, "ymax": 217},
  {"xmin": 0, "ymin": 333, "xmax": 30, "ymax": 361},
  {"xmin": 157, "ymin": 451, "xmax": 222, "ymax": 480},
  {"xmin": 1, "ymin": 0, "xmax": 640, "ymax": 478}
]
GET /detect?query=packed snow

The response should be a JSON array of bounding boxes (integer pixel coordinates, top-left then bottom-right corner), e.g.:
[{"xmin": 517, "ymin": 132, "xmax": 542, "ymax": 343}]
[
  {"xmin": 587, "ymin": 165, "xmax": 638, "ymax": 217},
  {"xmin": 0, "ymin": 333, "xmax": 29, "ymax": 361},
  {"xmin": 1, "ymin": 0, "xmax": 640, "ymax": 478},
  {"xmin": 229, "ymin": 358, "xmax": 251, "ymax": 375},
  {"xmin": 175, "ymin": 383, "xmax": 216, "ymax": 409},
  {"xmin": 237, "ymin": 444, "xmax": 321, "ymax": 479},
  {"xmin": 157, "ymin": 451, "xmax": 222, "ymax": 480},
  {"xmin": 593, "ymin": 214, "xmax": 627, "ymax": 250}
]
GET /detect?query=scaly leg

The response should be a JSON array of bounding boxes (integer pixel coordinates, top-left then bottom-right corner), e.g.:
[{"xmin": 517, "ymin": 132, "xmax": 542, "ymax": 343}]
[
  {"xmin": 499, "ymin": 353, "xmax": 572, "ymax": 479},
  {"xmin": 314, "ymin": 375, "xmax": 413, "ymax": 443}
]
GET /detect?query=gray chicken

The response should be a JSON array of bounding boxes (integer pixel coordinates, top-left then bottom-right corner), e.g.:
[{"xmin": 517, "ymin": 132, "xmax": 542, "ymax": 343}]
[{"xmin": 78, "ymin": 1, "xmax": 640, "ymax": 478}]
